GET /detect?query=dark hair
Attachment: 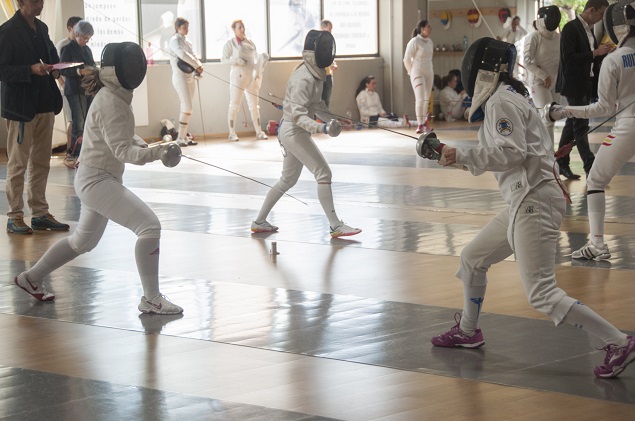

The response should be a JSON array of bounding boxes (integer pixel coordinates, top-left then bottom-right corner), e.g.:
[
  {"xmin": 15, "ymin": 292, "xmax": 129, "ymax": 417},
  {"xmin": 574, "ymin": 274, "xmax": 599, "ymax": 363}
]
[
  {"xmin": 412, "ymin": 20, "xmax": 429, "ymax": 38},
  {"xmin": 231, "ymin": 19, "xmax": 244, "ymax": 30},
  {"xmin": 67, "ymin": 16, "xmax": 82, "ymax": 30},
  {"xmin": 355, "ymin": 75, "xmax": 375, "ymax": 98},
  {"xmin": 512, "ymin": 16, "xmax": 521, "ymax": 23},
  {"xmin": 321, "ymin": 19, "xmax": 332, "ymax": 29},
  {"xmin": 175, "ymin": 17, "xmax": 189, "ymax": 32},
  {"xmin": 584, "ymin": 0, "xmax": 609, "ymax": 12},
  {"xmin": 499, "ymin": 72, "xmax": 528, "ymax": 97},
  {"xmin": 441, "ymin": 73, "xmax": 457, "ymax": 88}
]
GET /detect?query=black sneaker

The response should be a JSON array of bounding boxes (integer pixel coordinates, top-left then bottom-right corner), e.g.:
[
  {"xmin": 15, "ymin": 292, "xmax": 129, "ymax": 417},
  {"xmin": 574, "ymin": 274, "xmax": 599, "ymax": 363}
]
[{"xmin": 559, "ymin": 166, "xmax": 581, "ymax": 180}]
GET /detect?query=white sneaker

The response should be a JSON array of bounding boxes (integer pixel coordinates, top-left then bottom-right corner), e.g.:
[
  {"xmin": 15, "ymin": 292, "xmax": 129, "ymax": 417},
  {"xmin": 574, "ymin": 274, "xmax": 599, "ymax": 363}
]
[
  {"xmin": 330, "ymin": 221, "xmax": 362, "ymax": 238},
  {"xmin": 572, "ymin": 242, "xmax": 611, "ymax": 261},
  {"xmin": 228, "ymin": 133, "xmax": 239, "ymax": 142},
  {"xmin": 256, "ymin": 131, "xmax": 268, "ymax": 140},
  {"xmin": 251, "ymin": 220, "xmax": 279, "ymax": 233},
  {"xmin": 14, "ymin": 273, "xmax": 55, "ymax": 301},
  {"xmin": 138, "ymin": 294, "xmax": 183, "ymax": 315},
  {"xmin": 176, "ymin": 138, "xmax": 188, "ymax": 147}
]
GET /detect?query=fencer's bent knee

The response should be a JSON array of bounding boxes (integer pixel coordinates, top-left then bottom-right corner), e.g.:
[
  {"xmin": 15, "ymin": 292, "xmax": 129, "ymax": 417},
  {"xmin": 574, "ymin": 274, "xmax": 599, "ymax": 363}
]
[
  {"xmin": 136, "ymin": 216, "xmax": 161, "ymax": 239},
  {"xmin": 69, "ymin": 233, "xmax": 101, "ymax": 254},
  {"xmin": 314, "ymin": 166, "xmax": 332, "ymax": 184},
  {"xmin": 456, "ymin": 245, "xmax": 489, "ymax": 287}
]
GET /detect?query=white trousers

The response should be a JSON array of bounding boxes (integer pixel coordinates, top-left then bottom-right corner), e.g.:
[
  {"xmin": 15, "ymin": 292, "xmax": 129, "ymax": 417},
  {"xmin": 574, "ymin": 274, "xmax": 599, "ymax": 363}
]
[
  {"xmin": 409, "ymin": 66, "xmax": 433, "ymax": 124},
  {"xmin": 228, "ymin": 65, "xmax": 262, "ymax": 134},
  {"xmin": 587, "ymin": 118, "xmax": 635, "ymax": 191},
  {"xmin": 529, "ymin": 82, "xmax": 560, "ymax": 142},
  {"xmin": 456, "ymin": 181, "xmax": 576, "ymax": 325},
  {"xmin": 172, "ymin": 72, "xmax": 196, "ymax": 139}
]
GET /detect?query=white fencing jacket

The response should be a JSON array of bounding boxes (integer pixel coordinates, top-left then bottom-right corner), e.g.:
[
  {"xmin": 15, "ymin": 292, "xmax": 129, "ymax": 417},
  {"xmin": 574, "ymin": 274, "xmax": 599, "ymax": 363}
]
[
  {"xmin": 356, "ymin": 89, "xmax": 385, "ymax": 121},
  {"xmin": 169, "ymin": 33, "xmax": 202, "ymax": 72},
  {"xmin": 78, "ymin": 68, "xmax": 161, "ymax": 180},
  {"xmin": 282, "ymin": 51, "xmax": 332, "ymax": 134},
  {"xmin": 523, "ymin": 27, "xmax": 560, "ymax": 87},
  {"xmin": 403, "ymin": 34, "xmax": 433, "ymax": 75},
  {"xmin": 221, "ymin": 37, "xmax": 257, "ymax": 66},
  {"xmin": 456, "ymin": 83, "xmax": 556, "ymax": 219}
]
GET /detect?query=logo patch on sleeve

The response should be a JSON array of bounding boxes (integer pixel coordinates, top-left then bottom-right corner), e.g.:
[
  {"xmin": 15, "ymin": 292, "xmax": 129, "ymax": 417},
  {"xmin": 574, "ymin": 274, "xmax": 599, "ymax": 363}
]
[{"xmin": 496, "ymin": 118, "xmax": 513, "ymax": 136}]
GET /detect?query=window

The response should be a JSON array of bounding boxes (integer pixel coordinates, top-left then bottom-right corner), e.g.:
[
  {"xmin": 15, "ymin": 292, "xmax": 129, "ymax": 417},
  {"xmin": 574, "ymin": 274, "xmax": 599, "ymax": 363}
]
[
  {"xmin": 140, "ymin": 0, "xmax": 202, "ymax": 62},
  {"xmin": 83, "ymin": 0, "xmax": 139, "ymax": 61},
  {"xmin": 269, "ymin": 0, "xmax": 321, "ymax": 58},
  {"xmin": 324, "ymin": 0, "xmax": 378, "ymax": 55},
  {"xmin": 203, "ymin": 0, "xmax": 268, "ymax": 60}
]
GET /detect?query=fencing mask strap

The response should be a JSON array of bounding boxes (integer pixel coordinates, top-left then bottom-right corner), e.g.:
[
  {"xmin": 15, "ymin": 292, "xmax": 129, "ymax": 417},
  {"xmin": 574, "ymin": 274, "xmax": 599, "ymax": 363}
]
[
  {"xmin": 303, "ymin": 30, "xmax": 336, "ymax": 68},
  {"xmin": 537, "ymin": 6, "xmax": 561, "ymax": 32},
  {"xmin": 101, "ymin": 42, "xmax": 147, "ymax": 90},
  {"xmin": 604, "ymin": 1, "xmax": 635, "ymax": 47},
  {"xmin": 462, "ymin": 37, "xmax": 516, "ymax": 123}
]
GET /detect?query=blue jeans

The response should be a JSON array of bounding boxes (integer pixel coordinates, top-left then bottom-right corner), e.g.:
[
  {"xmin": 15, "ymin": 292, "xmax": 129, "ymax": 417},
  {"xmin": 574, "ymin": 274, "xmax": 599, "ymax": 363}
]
[{"xmin": 67, "ymin": 94, "xmax": 92, "ymax": 157}]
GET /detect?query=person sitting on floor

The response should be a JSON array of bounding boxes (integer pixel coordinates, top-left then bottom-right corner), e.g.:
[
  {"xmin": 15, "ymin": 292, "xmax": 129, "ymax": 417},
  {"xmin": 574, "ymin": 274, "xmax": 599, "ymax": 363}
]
[{"xmin": 355, "ymin": 75, "xmax": 410, "ymax": 128}]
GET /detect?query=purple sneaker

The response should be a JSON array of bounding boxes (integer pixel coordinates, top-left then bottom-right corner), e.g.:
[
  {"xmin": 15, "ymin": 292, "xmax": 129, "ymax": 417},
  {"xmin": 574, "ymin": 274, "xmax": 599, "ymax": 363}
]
[
  {"xmin": 431, "ymin": 313, "xmax": 485, "ymax": 349},
  {"xmin": 594, "ymin": 336, "xmax": 635, "ymax": 378}
]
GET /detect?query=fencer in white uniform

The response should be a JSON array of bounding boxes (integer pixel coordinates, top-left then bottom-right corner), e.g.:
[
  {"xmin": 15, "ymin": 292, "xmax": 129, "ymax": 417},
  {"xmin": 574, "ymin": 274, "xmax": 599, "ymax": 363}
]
[
  {"xmin": 14, "ymin": 42, "xmax": 184, "ymax": 315},
  {"xmin": 426, "ymin": 37, "xmax": 635, "ymax": 378},
  {"xmin": 403, "ymin": 19, "xmax": 434, "ymax": 134},
  {"xmin": 169, "ymin": 17, "xmax": 202, "ymax": 147},
  {"xmin": 221, "ymin": 19, "xmax": 268, "ymax": 142},
  {"xmin": 548, "ymin": 2, "xmax": 635, "ymax": 262},
  {"xmin": 523, "ymin": 6, "xmax": 561, "ymax": 142},
  {"xmin": 250, "ymin": 30, "xmax": 361, "ymax": 238}
]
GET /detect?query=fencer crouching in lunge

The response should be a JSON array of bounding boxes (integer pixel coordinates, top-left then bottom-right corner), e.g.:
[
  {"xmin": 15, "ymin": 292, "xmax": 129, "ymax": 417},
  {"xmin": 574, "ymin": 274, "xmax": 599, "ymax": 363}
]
[
  {"xmin": 546, "ymin": 2, "xmax": 635, "ymax": 262},
  {"xmin": 251, "ymin": 30, "xmax": 361, "ymax": 238},
  {"xmin": 14, "ymin": 42, "xmax": 184, "ymax": 315},
  {"xmin": 420, "ymin": 37, "xmax": 635, "ymax": 378},
  {"xmin": 169, "ymin": 16, "xmax": 203, "ymax": 147},
  {"xmin": 222, "ymin": 19, "xmax": 269, "ymax": 141},
  {"xmin": 523, "ymin": 5, "xmax": 561, "ymax": 142}
]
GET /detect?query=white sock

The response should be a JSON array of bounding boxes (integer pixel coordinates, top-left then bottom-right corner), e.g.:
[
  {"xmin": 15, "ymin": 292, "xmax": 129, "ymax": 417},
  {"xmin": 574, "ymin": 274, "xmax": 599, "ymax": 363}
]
[
  {"xmin": 135, "ymin": 237, "xmax": 160, "ymax": 299},
  {"xmin": 255, "ymin": 186, "xmax": 284, "ymax": 224},
  {"xmin": 178, "ymin": 112, "xmax": 191, "ymax": 140},
  {"xmin": 26, "ymin": 238, "xmax": 80, "ymax": 281},
  {"xmin": 318, "ymin": 183, "xmax": 340, "ymax": 227},
  {"xmin": 460, "ymin": 285, "xmax": 486, "ymax": 335},
  {"xmin": 587, "ymin": 192, "xmax": 605, "ymax": 247},
  {"xmin": 562, "ymin": 301, "xmax": 628, "ymax": 347}
]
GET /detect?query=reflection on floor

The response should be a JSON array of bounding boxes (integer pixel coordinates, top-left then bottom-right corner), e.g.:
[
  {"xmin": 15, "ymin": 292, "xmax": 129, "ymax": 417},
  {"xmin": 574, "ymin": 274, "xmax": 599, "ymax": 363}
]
[{"xmin": 1, "ymin": 121, "xmax": 635, "ymax": 419}]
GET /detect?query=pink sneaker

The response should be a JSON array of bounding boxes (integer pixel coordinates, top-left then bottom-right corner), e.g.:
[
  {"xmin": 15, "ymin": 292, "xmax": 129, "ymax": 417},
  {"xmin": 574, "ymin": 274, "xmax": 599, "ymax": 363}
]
[
  {"xmin": 594, "ymin": 336, "xmax": 635, "ymax": 378},
  {"xmin": 416, "ymin": 124, "xmax": 424, "ymax": 134},
  {"xmin": 431, "ymin": 313, "xmax": 485, "ymax": 348}
]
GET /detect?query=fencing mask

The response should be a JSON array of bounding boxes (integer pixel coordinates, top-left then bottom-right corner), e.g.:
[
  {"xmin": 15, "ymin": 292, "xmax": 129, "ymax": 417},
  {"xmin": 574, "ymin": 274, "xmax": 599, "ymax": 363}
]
[
  {"xmin": 461, "ymin": 37, "xmax": 516, "ymax": 123},
  {"xmin": 303, "ymin": 30, "xmax": 336, "ymax": 68},
  {"xmin": 101, "ymin": 42, "xmax": 147, "ymax": 90},
  {"xmin": 537, "ymin": 6, "xmax": 561, "ymax": 32},
  {"xmin": 604, "ymin": 1, "xmax": 635, "ymax": 47}
]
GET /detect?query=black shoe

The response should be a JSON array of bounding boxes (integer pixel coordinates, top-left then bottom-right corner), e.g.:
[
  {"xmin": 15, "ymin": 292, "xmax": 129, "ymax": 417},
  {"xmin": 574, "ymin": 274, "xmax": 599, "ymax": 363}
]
[
  {"xmin": 559, "ymin": 166, "xmax": 581, "ymax": 180},
  {"xmin": 187, "ymin": 140, "xmax": 198, "ymax": 146}
]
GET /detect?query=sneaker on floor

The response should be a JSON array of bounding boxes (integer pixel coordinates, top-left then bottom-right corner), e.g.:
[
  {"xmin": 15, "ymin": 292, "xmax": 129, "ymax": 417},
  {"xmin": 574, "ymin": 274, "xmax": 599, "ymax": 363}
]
[
  {"xmin": 572, "ymin": 242, "xmax": 611, "ymax": 261},
  {"xmin": 7, "ymin": 217, "xmax": 33, "ymax": 234},
  {"xmin": 431, "ymin": 313, "xmax": 485, "ymax": 348},
  {"xmin": 186, "ymin": 140, "xmax": 198, "ymax": 146},
  {"xmin": 403, "ymin": 114, "xmax": 411, "ymax": 128},
  {"xmin": 594, "ymin": 336, "xmax": 635, "ymax": 378},
  {"xmin": 228, "ymin": 133, "xmax": 239, "ymax": 142},
  {"xmin": 31, "ymin": 214, "xmax": 70, "ymax": 231},
  {"xmin": 256, "ymin": 131, "xmax": 268, "ymax": 140},
  {"xmin": 176, "ymin": 138, "xmax": 188, "ymax": 147},
  {"xmin": 416, "ymin": 124, "xmax": 424, "ymax": 134},
  {"xmin": 251, "ymin": 220, "xmax": 279, "ymax": 233},
  {"xmin": 14, "ymin": 273, "xmax": 55, "ymax": 301},
  {"xmin": 63, "ymin": 155, "xmax": 78, "ymax": 169},
  {"xmin": 138, "ymin": 294, "xmax": 183, "ymax": 315},
  {"xmin": 423, "ymin": 122, "xmax": 432, "ymax": 132},
  {"xmin": 330, "ymin": 221, "xmax": 361, "ymax": 238}
]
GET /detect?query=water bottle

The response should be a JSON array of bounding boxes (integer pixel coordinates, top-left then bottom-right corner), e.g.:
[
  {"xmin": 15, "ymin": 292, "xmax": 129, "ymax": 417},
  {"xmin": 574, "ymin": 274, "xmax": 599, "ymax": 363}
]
[
  {"xmin": 146, "ymin": 42, "xmax": 155, "ymax": 65},
  {"xmin": 462, "ymin": 35, "xmax": 468, "ymax": 51}
]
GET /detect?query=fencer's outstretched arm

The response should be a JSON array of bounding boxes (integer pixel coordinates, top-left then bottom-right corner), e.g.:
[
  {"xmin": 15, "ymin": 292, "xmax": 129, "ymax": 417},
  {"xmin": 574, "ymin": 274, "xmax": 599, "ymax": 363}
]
[
  {"xmin": 287, "ymin": 76, "xmax": 332, "ymax": 133},
  {"xmin": 100, "ymin": 108, "xmax": 162, "ymax": 165}
]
